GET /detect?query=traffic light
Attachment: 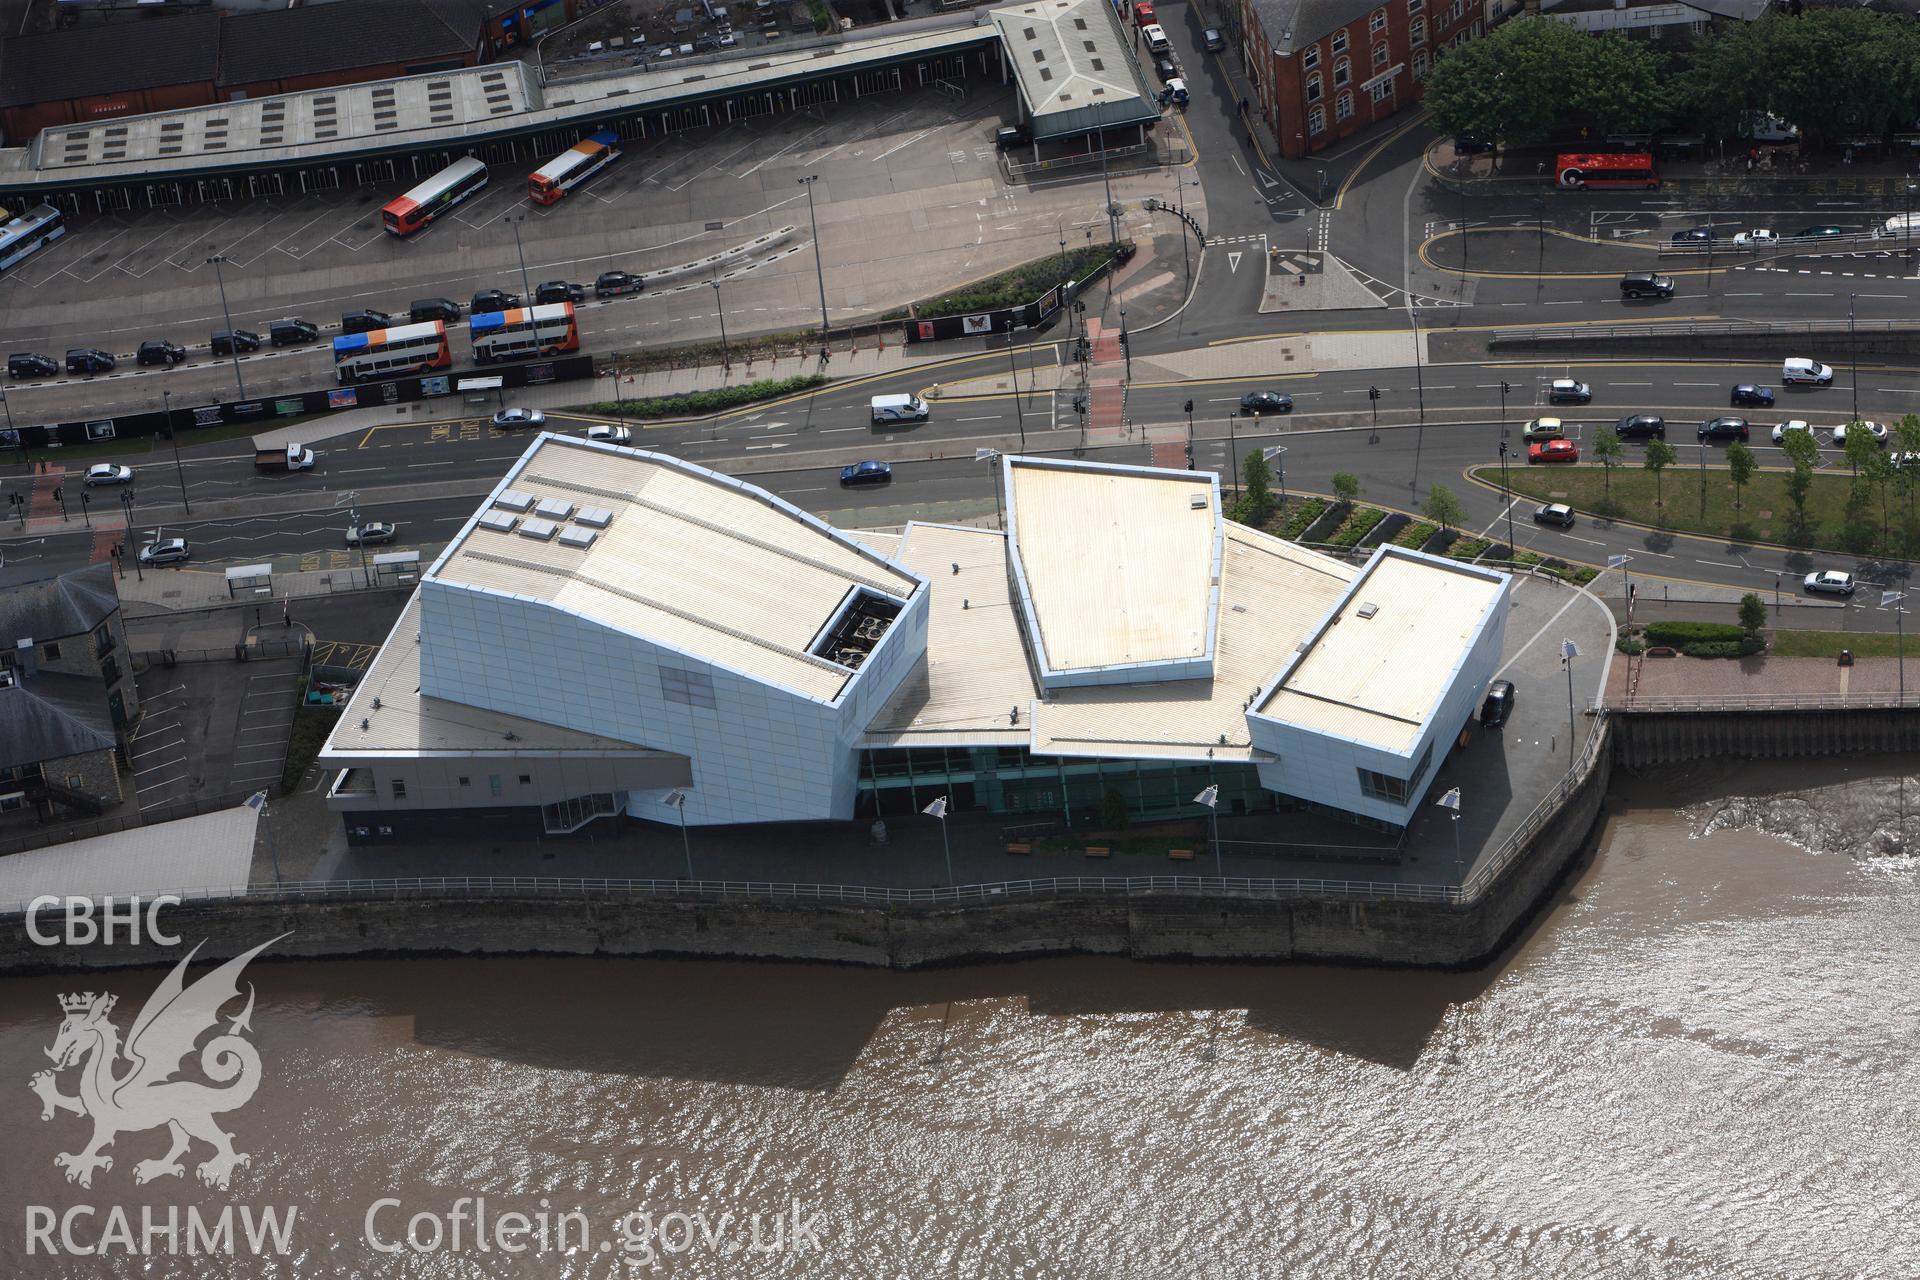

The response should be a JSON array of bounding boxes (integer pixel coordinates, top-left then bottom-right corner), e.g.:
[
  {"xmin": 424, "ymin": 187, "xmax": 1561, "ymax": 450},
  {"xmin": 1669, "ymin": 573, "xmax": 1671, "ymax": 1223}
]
[
  {"xmin": 1500, "ymin": 380, "xmax": 1513, "ymax": 395},
  {"xmin": 1183, "ymin": 399, "xmax": 1193, "ymax": 414},
  {"xmin": 1368, "ymin": 385, "xmax": 1379, "ymax": 401}
]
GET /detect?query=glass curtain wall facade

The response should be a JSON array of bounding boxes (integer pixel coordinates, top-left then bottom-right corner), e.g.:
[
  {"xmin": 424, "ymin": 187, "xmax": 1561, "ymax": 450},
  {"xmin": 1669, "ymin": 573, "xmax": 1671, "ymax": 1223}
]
[{"xmin": 857, "ymin": 746, "xmax": 1275, "ymax": 826}]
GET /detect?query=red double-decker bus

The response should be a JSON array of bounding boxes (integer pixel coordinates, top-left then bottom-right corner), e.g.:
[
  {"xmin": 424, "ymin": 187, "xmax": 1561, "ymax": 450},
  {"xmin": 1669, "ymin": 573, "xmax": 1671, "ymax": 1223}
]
[{"xmin": 1555, "ymin": 152, "xmax": 1660, "ymax": 190}]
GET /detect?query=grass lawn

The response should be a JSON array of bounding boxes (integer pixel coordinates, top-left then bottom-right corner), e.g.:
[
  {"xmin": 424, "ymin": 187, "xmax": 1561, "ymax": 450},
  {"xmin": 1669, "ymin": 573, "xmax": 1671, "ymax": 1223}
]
[
  {"xmin": 1768, "ymin": 629, "xmax": 1920, "ymax": 658},
  {"xmin": 1479, "ymin": 462, "xmax": 1920, "ymax": 554}
]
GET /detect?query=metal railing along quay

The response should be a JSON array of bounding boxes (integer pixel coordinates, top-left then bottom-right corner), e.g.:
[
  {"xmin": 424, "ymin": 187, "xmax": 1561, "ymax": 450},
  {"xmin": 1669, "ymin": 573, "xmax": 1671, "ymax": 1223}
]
[{"xmin": 1603, "ymin": 691, "xmax": 1920, "ymax": 712}]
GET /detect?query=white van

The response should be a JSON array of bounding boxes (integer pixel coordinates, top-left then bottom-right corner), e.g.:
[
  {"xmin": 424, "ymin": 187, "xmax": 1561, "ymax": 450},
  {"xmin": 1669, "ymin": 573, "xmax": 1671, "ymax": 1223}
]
[
  {"xmin": 870, "ymin": 393, "xmax": 930, "ymax": 425},
  {"xmin": 1781, "ymin": 358, "xmax": 1833, "ymax": 386},
  {"xmin": 1142, "ymin": 22, "xmax": 1171, "ymax": 52},
  {"xmin": 1879, "ymin": 213, "xmax": 1920, "ymax": 238}
]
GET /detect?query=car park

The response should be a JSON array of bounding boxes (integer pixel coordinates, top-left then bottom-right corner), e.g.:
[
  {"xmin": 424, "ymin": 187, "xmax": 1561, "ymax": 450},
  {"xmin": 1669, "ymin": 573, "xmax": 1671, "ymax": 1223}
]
[
  {"xmin": 1796, "ymin": 225, "xmax": 1845, "ymax": 238},
  {"xmin": 1833, "ymin": 420, "xmax": 1888, "ymax": 446},
  {"xmin": 139, "ymin": 538, "xmax": 190, "ymax": 566},
  {"xmin": 471, "ymin": 289, "xmax": 519, "ymax": 314},
  {"xmin": 136, "ymin": 339, "xmax": 186, "ymax": 367},
  {"xmin": 585, "ymin": 425, "xmax": 632, "ymax": 445},
  {"xmin": 84, "ymin": 463, "xmax": 133, "ymax": 487},
  {"xmin": 840, "ymin": 460, "xmax": 893, "ymax": 487},
  {"xmin": 1671, "ymin": 227, "xmax": 1718, "ymax": 244},
  {"xmin": 1142, "ymin": 22, "xmax": 1170, "ymax": 52},
  {"xmin": 1533, "ymin": 503, "xmax": 1575, "ymax": 528},
  {"xmin": 1781, "ymin": 358, "xmax": 1832, "ymax": 386},
  {"xmin": 536, "ymin": 281, "xmax": 586, "ymax": 305},
  {"xmin": 7, "ymin": 352, "xmax": 57, "ymax": 379},
  {"xmin": 595, "ymin": 271, "xmax": 645, "ymax": 298},
  {"xmin": 1479, "ymin": 679, "xmax": 1516, "ymax": 727},
  {"xmin": 340, "ymin": 310, "xmax": 392, "ymax": 336},
  {"xmin": 345, "ymin": 522, "xmax": 396, "ymax": 547},
  {"xmin": 65, "ymin": 348, "xmax": 114, "ymax": 374},
  {"xmin": 1528, "ymin": 440, "xmax": 1579, "ymax": 464},
  {"xmin": 210, "ymin": 329, "xmax": 261, "ymax": 355},
  {"xmin": 1731, "ymin": 384, "xmax": 1775, "ymax": 408},
  {"xmin": 1698, "ymin": 416, "xmax": 1751, "ymax": 441},
  {"xmin": 1732, "ymin": 229, "xmax": 1778, "ymax": 247},
  {"xmin": 1239, "ymin": 391, "xmax": 1293, "ymax": 414},
  {"xmin": 1804, "ymin": 570, "xmax": 1856, "ymax": 596},
  {"xmin": 1521, "ymin": 417, "xmax": 1563, "ymax": 442},
  {"xmin": 491, "ymin": 407, "xmax": 546, "ymax": 429},
  {"xmin": 1770, "ymin": 419, "xmax": 1812, "ymax": 445},
  {"xmin": 1203, "ymin": 27, "xmax": 1224, "ymax": 50},
  {"xmin": 1619, "ymin": 273, "xmax": 1674, "ymax": 299},
  {"xmin": 270, "ymin": 319, "xmax": 319, "ymax": 347},
  {"xmin": 1614, "ymin": 414, "xmax": 1665, "ymax": 440},
  {"xmin": 1547, "ymin": 379, "xmax": 1591, "ymax": 404}
]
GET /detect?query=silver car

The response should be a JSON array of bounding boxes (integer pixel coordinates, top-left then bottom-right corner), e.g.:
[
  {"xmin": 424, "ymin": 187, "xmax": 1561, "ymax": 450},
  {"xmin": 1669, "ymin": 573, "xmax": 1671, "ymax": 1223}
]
[
  {"xmin": 138, "ymin": 538, "xmax": 190, "ymax": 566},
  {"xmin": 345, "ymin": 522, "xmax": 396, "ymax": 547},
  {"xmin": 585, "ymin": 425, "xmax": 632, "ymax": 445},
  {"xmin": 491, "ymin": 407, "xmax": 546, "ymax": 430},
  {"xmin": 1804, "ymin": 570, "xmax": 1856, "ymax": 596},
  {"xmin": 84, "ymin": 463, "xmax": 133, "ymax": 487}
]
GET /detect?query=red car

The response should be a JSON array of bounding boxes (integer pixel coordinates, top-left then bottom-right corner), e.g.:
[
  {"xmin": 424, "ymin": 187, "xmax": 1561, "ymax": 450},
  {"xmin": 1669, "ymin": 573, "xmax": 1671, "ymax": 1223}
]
[
  {"xmin": 1134, "ymin": 0, "xmax": 1155, "ymax": 23},
  {"xmin": 1528, "ymin": 440, "xmax": 1579, "ymax": 465}
]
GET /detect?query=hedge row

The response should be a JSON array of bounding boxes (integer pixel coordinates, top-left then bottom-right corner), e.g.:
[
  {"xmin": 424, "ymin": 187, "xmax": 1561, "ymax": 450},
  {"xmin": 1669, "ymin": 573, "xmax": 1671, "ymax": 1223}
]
[
  {"xmin": 1394, "ymin": 521, "xmax": 1438, "ymax": 550},
  {"xmin": 1276, "ymin": 498, "xmax": 1326, "ymax": 541},
  {"xmin": 917, "ymin": 245, "xmax": 1122, "ymax": 319},
  {"xmin": 1682, "ymin": 638, "xmax": 1766, "ymax": 659},
  {"xmin": 1645, "ymin": 620, "xmax": 1746, "ymax": 647},
  {"xmin": 1448, "ymin": 537, "xmax": 1491, "ymax": 561},
  {"xmin": 587, "ymin": 374, "xmax": 827, "ymax": 418},
  {"xmin": 1328, "ymin": 507, "xmax": 1386, "ymax": 548},
  {"xmin": 1511, "ymin": 551, "xmax": 1601, "ymax": 586}
]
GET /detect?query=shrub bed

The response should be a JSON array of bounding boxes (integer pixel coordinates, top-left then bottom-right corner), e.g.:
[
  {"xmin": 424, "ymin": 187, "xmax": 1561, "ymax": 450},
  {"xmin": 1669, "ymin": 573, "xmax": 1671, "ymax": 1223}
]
[
  {"xmin": 1275, "ymin": 498, "xmax": 1326, "ymax": 540},
  {"xmin": 1394, "ymin": 521, "xmax": 1438, "ymax": 550},
  {"xmin": 587, "ymin": 374, "xmax": 826, "ymax": 418},
  {"xmin": 1616, "ymin": 636, "xmax": 1645, "ymax": 655},
  {"xmin": 917, "ymin": 246, "xmax": 1123, "ymax": 318},
  {"xmin": 1448, "ymin": 536, "xmax": 1491, "ymax": 561},
  {"xmin": 1645, "ymin": 620, "xmax": 1746, "ymax": 648},
  {"xmin": 1681, "ymin": 638, "xmax": 1766, "ymax": 659},
  {"xmin": 1329, "ymin": 507, "xmax": 1386, "ymax": 548}
]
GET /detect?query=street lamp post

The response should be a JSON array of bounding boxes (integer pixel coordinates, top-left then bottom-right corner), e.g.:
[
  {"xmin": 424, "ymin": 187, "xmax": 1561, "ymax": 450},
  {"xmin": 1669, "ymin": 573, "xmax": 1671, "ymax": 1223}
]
[
  {"xmin": 206, "ymin": 254, "xmax": 248, "ymax": 401},
  {"xmin": 1193, "ymin": 783, "xmax": 1222, "ymax": 877},
  {"xmin": 1906, "ymin": 181, "xmax": 1917, "ymax": 267},
  {"xmin": 1884, "ymin": 591, "xmax": 1907, "ymax": 701},
  {"xmin": 1228, "ymin": 412, "xmax": 1239, "ymax": 493},
  {"xmin": 1534, "ymin": 196, "xmax": 1546, "ymax": 290},
  {"xmin": 163, "ymin": 388, "xmax": 190, "ymax": 515},
  {"xmin": 1437, "ymin": 787, "xmax": 1462, "ymax": 883},
  {"xmin": 1097, "ymin": 127, "xmax": 1117, "ymax": 247},
  {"xmin": 1368, "ymin": 384, "xmax": 1379, "ymax": 442},
  {"xmin": 798, "ymin": 175, "xmax": 830, "ymax": 339},
  {"xmin": 1006, "ymin": 334, "xmax": 1026, "ymax": 448},
  {"xmin": 1609, "ymin": 554, "xmax": 1633, "ymax": 620},
  {"xmin": 503, "ymin": 215, "xmax": 533, "ymax": 302},
  {"xmin": 922, "ymin": 795, "xmax": 955, "ymax": 887},
  {"xmin": 1499, "ymin": 379, "xmax": 1512, "ymax": 441},
  {"xmin": 1850, "ymin": 293, "xmax": 1860, "ymax": 421},
  {"xmin": 1498, "ymin": 440, "xmax": 1516, "ymax": 553},
  {"xmin": 976, "ymin": 448, "xmax": 1004, "ymax": 527},
  {"xmin": 663, "ymin": 790, "xmax": 694, "ymax": 880},
  {"xmin": 121, "ymin": 490, "xmax": 141, "ymax": 581},
  {"xmin": 1560, "ymin": 639, "xmax": 1579, "ymax": 769},
  {"xmin": 1264, "ymin": 445, "xmax": 1287, "ymax": 515},
  {"xmin": 710, "ymin": 272, "xmax": 730, "ymax": 371},
  {"xmin": 1119, "ymin": 308, "xmax": 1131, "ymax": 383}
]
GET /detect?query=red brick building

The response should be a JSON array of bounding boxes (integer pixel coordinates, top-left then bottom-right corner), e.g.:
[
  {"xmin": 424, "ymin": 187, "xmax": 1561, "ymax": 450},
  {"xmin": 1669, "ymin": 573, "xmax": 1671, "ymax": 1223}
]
[{"xmin": 1238, "ymin": 0, "xmax": 1485, "ymax": 159}]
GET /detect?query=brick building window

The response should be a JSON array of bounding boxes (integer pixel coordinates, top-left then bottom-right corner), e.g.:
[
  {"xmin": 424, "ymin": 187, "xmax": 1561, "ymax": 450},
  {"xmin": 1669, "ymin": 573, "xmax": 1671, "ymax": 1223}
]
[
  {"xmin": 1307, "ymin": 73, "xmax": 1322, "ymax": 101},
  {"xmin": 1373, "ymin": 41, "xmax": 1390, "ymax": 67},
  {"xmin": 1369, "ymin": 79, "xmax": 1393, "ymax": 103},
  {"xmin": 1413, "ymin": 49, "xmax": 1430, "ymax": 77},
  {"xmin": 1370, "ymin": 7, "xmax": 1386, "ymax": 31},
  {"xmin": 1333, "ymin": 58, "xmax": 1350, "ymax": 86},
  {"xmin": 1336, "ymin": 91, "xmax": 1354, "ymax": 121},
  {"xmin": 1303, "ymin": 46, "xmax": 1319, "ymax": 70},
  {"xmin": 42, "ymin": 642, "xmax": 60, "ymax": 660},
  {"xmin": 1407, "ymin": 0, "xmax": 1422, "ymax": 10},
  {"xmin": 1411, "ymin": 17, "xmax": 1425, "ymax": 43},
  {"xmin": 1308, "ymin": 105, "xmax": 1326, "ymax": 134},
  {"xmin": 1331, "ymin": 30, "xmax": 1348, "ymax": 53}
]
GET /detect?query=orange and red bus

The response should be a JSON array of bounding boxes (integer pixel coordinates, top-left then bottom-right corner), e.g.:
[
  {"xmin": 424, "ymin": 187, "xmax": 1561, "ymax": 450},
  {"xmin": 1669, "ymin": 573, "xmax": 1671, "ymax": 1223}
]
[
  {"xmin": 380, "ymin": 158, "xmax": 489, "ymax": 236},
  {"xmin": 331, "ymin": 321, "xmax": 452, "ymax": 383},
  {"xmin": 527, "ymin": 130, "xmax": 620, "ymax": 206},
  {"xmin": 468, "ymin": 302, "xmax": 580, "ymax": 363},
  {"xmin": 1555, "ymin": 152, "xmax": 1659, "ymax": 190}
]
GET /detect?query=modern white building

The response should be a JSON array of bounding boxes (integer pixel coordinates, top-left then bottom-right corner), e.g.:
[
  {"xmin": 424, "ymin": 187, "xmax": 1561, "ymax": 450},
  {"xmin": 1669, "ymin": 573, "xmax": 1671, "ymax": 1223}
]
[{"xmin": 320, "ymin": 441, "xmax": 1510, "ymax": 843}]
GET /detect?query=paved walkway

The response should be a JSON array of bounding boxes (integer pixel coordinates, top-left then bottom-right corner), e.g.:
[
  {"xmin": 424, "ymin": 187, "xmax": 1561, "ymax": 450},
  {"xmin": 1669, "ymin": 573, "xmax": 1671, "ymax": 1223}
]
[{"xmin": 1608, "ymin": 649, "xmax": 1918, "ymax": 703}]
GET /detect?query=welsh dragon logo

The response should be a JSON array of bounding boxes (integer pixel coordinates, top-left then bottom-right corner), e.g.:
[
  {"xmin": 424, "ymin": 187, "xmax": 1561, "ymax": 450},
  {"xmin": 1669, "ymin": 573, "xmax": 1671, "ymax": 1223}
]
[{"xmin": 29, "ymin": 935, "xmax": 284, "ymax": 1190}]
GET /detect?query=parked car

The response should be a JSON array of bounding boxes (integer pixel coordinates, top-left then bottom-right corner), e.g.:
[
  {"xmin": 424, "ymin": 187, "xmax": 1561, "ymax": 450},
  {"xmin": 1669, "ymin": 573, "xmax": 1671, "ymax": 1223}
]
[
  {"xmin": 1153, "ymin": 56, "xmax": 1179, "ymax": 82},
  {"xmin": 84, "ymin": 463, "xmax": 133, "ymax": 487},
  {"xmin": 1833, "ymin": 419, "xmax": 1889, "ymax": 446},
  {"xmin": 8, "ymin": 352, "xmax": 58, "ymax": 379},
  {"xmin": 1731, "ymin": 384, "xmax": 1775, "ymax": 408},
  {"xmin": 345, "ymin": 522, "xmax": 396, "ymax": 547},
  {"xmin": 270, "ymin": 319, "xmax": 319, "ymax": 347},
  {"xmin": 1614, "ymin": 414, "xmax": 1665, "ymax": 440},
  {"xmin": 595, "ymin": 270, "xmax": 645, "ymax": 298},
  {"xmin": 1770, "ymin": 419, "xmax": 1813, "ymax": 445},
  {"xmin": 138, "ymin": 538, "xmax": 190, "ymax": 566},
  {"xmin": 1142, "ymin": 22, "xmax": 1171, "ymax": 52},
  {"xmin": 1671, "ymin": 227, "xmax": 1718, "ymax": 244},
  {"xmin": 340, "ymin": 310, "xmax": 392, "ymax": 336},
  {"xmin": 471, "ymin": 289, "xmax": 519, "ymax": 314},
  {"xmin": 840, "ymin": 460, "xmax": 893, "ymax": 487},
  {"xmin": 1239, "ymin": 390, "xmax": 1293, "ymax": 414},
  {"xmin": 1164, "ymin": 78, "xmax": 1189, "ymax": 107},
  {"xmin": 1202, "ymin": 27, "xmax": 1225, "ymax": 51},
  {"xmin": 1619, "ymin": 273, "xmax": 1674, "ymax": 299},
  {"xmin": 1804, "ymin": 569, "xmax": 1856, "ymax": 596},
  {"xmin": 1796, "ymin": 225, "xmax": 1846, "ymax": 238},
  {"xmin": 408, "ymin": 298, "xmax": 462, "ymax": 324},
  {"xmin": 210, "ymin": 329, "xmax": 261, "ymax": 355},
  {"xmin": 536, "ymin": 280, "xmax": 585, "ymax": 305},
  {"xmin": 1521, "ymin": 417, "xmax": 1564, "ymax": 442},
  {"xmin": 491, "ymin": 407, "xmax": 546, "ymax": 429},
  {"xmin": 1528, "ymin": 440, "xmax": 1579, "ymax": 464},
  {"xmin": 1533, "ymin": 503, "xmax": 1575, "ymax": 528},
  {"xmin": 1782, "ymin": 358, "xmax": 1833, "ymax": 386},
  {"xmin": 1547, "ymin": 379, "xmax": 1591, "ymax": 405},
  {"xmin": 1733, "ymin": 228, "xmax": 1778, "ymax": 247},
  {"xmin": 1133, "ymin": 0, "xmax": 1155, "ymax": 23},
  {"xmin": 994, "ymin": 124, "xmax": 1031, "ymax": 150},
  {"xmin": 136, "ymin": 339, "xmax": 186, "ymax": 367},
  {"xmin": 1698, "ymin": 416, "xmax": 1751, "ymax": 441},
  {"xmin": 1479, "ymin": 679, "xmax": 1517, "ymax": 727},
  {"xmin": 65, "ymin": 348, "xmax": 114, "ymax": 375},
  {"xmin": 585, "ymin": 425, "xmax": 632, "ymax": 445}
]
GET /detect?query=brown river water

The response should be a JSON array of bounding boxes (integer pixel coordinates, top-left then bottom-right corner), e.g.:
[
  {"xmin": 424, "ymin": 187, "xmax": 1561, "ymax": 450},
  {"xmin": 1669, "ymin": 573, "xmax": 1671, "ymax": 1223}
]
[{"xmin": 1, "ymin": 758, "xmax": 1917, "ymax": 1279}]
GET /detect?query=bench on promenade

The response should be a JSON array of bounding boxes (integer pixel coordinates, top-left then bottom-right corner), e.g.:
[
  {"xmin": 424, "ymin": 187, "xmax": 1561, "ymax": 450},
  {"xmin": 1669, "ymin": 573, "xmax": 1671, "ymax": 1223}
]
[
  {"xmin": 1084, "ymin": 846, "xmax": 1110, "ymax": 858},
  {"xmin": 1168, "ymin": 848, "xmax": 1194, "ymax": 861},
  {"xmin": 1006, "ymin": 842, "xmax": 1031, "ymax": 855}
]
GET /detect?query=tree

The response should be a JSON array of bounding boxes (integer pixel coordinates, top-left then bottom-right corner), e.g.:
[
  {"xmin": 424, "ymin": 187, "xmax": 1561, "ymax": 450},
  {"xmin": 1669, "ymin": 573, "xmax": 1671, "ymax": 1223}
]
[
  {"xmin": 1780, "ymin": 428, "xmax": 1820, "ymax": 529},
  {"xmin": 1234, "ymin": 450, "xmax": 1275, "ymax": 527},
  {"xmin": 1895, "ymin": 415, "xmax": 1920, "ymax": 555},
  {"xmin": 1739, "ymin": 592, "xmax": 1767, "ymax": 639},
  {"xmin": 1592, "ymin": 426, "xmax": 1623, "ymax": 498},
  {"xmin": 1843, "ymin": 421, "xmax": 1880, "ymax": 480},
  {"xmin": 1424, "ymin": 484, "xmax": 1465, "ymax": 532},
  {"xmin": 1423, "ymin": 17, "xmax": 1669, "ymax": 147},
  {"xmin": 1726, "ymin": 439, "xmax": 1756, "ymax": 510},
  {"xmin": 1332, "ymin": 472, "xmax": 1361, "ymax": 504},
  {"xmin": 1643, "ymin": 439, "xmax": 1677, "ymax": 509}
]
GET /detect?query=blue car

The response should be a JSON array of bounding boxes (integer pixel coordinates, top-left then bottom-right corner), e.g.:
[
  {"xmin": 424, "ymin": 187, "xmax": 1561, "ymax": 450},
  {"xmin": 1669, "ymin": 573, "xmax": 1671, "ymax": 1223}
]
[
  {"xmin": 840, "ymin": 460, "xmax": 892, "ymax": 487},
  {"xmin": 1731, "ymin": 384, "xmax": 1775, "ymax": 408}
]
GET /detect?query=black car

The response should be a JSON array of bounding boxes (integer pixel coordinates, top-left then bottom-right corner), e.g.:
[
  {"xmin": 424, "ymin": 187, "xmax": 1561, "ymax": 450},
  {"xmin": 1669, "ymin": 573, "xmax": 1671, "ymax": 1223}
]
[
  {"xmin": 65, "ymin": 348, "xmax": 114, "ymax": 375},
  {"xmin": 1671, "ymin": 227, "xmax": 1718, "ymax": 245},
  {"xmin": 994, "ymin": 124, "xmax": 1031, "ymax": 150},
  {"xmin": 8, "ymin": 352, "xmax": 58, "ymax": 379},
  {"xmin": 471, "ymin": 289, "xmax": 519, "ymax": 314},
  {"xmin": 1614, "ymin": 414, "xmax": 1665, "ymax": 440},
  {"xmin": 840, "ymin": 460, "xmax": 892, "ymax": 487},
  {"xmin": 1731, "ymin": 384, "xmax": 1775, "ymax": 408},
  {"xmin": 270, "ymin": 319, "xmax": 319, "ymax": 346},
  {"xmin": 408, "ymin": 298, "xmax": 462, "ymax": 323},
  {"xmin": 535, "ymin": 280, "xmax": 585, "ymax": 306},
  {"xmin": 595, "ymin": 270, "xmax": 645, "ymax": 298},
  {"xmin": 1239, "ymin": 390, "xmax": 1293, "ymax": 414},
  {"xmin": 1202, "ymin": 27, "xmax": 1225, "ymax": 51},
  {"xmin": 1796, "ymin": 225, "xmax": 1846, "ymax": 238},
  {"xmin": 210, "ymin": 329, "xmax": 261, "ymax": 355},
  {"xmin": 1698, "ymin": 416, "xmax": 1751, "ymax": 442},
  {"xmin": 136, "ymin": 339, "xmax": 186, "ymax": 367},
  {"xmin": 1620, "ymin": 272, "xmax": 1674, "ymax": 299},
  {"xmin": 1453, "ymin": 136, "xmax": 1495, "ymax": 155},
  {"xmin": 340, "ymin": 310, "xmax": 392, "ymax": 336},
  {"xmin": 1479, "ymin": 679, "xmax": 1516, "ymax": 727},
  {"xmin": 1153, "ymin": 56, "xmax": 1179, "ymax": 82}
]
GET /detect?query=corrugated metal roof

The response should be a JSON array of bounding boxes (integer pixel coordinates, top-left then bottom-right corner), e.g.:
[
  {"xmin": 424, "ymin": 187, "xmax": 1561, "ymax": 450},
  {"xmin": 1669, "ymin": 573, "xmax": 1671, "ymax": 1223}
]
[
  {"xmin": 0, "ymin": 799, "xmax": 261, "ymax": 907},
  {"xmin": 428, "ymin": 437, "xmax": 921, "ymax": 704},
  {"xmin": 989, "ymin": 0, "xmax": 1163, "ymax": 137},
  {"xmin": 862, "ymin": 523, "xmax": 1039, "ymax": 746},
  {"xmin": 1259, "ymin": 551, "xmax": 1504, "ymax": 752},
  {"xmin": 1007, "ymin": 457, "xmax": 1218, "ymax": 675}
]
